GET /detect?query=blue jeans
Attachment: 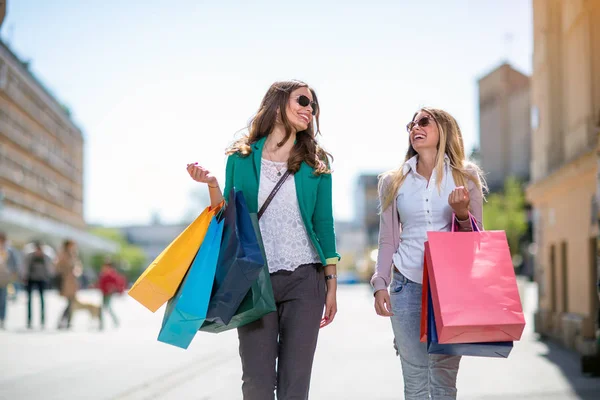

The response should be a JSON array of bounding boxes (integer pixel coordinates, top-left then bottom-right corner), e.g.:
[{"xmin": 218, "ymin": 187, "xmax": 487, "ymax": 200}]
[
  {"xmin": 0, "ymin": 286, "xmax": 7, "ymax": 321},
  {"xmin": 389, "ymin": 270, "xmax": 461, "ymax": 400}
]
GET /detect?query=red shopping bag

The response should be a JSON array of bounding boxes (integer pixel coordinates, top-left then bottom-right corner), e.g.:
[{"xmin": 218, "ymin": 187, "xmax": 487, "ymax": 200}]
[{"xmin": 426, "ymin": 216, "xmax": 525, "ymax": 344}]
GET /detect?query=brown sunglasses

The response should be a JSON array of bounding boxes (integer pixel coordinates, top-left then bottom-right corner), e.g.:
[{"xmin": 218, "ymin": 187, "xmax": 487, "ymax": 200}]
[{"xmin": 406, "ymin": 115, "xmax": 435, "ymax": 133}]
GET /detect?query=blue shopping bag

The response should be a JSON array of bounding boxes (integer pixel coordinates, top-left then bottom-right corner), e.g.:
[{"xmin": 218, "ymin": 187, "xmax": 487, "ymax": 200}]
[
  {"xmin": 427, "ymin": 287, "xmax": 513, "ymax": 358},
  {"xmin": 157, "ymin": 215, "xmax": 224, "ymax": 349},
  {"xmin": 204, "ymin": 189, "xmax": 265, "ymax": 326}
]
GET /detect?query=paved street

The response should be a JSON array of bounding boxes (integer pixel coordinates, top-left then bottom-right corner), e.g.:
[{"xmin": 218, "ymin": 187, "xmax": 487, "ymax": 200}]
[{"xmin": 0, "ymin": 281, "xmax": 598, "ymax": 400}]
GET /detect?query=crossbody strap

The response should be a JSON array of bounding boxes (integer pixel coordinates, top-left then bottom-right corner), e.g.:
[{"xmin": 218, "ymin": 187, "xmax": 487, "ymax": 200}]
[{"xmin": 257, "ymin": 170, "xmax": 292, "ymax": 220}]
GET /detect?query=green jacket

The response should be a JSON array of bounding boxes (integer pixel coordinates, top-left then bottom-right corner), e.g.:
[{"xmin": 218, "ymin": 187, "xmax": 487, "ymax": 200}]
[{"xmin": 222, "ymin": 137, "xmax": 339, "ymax": 266}]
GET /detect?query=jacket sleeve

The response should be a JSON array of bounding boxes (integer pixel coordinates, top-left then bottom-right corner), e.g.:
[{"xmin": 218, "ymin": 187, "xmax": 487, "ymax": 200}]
[
  {"xmin": 370, "ymin": 175, "xmax": 398, "ymax": 293},
  {"xmin": 312, "ymin": 172, "xmax": 340, "ymax": 265}
]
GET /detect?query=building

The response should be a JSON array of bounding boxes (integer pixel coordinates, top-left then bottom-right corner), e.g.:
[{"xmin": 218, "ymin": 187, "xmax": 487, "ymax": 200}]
[
  {"xmin": 120, "ymin": 222, "xmax": 187, "ymax": 265},
  {"xmin": 526, "ymin": 0, "xmax": 599, "ymax": 355},
  {"xmin": 0, "ymin": 1, "xmax": 5, "ymax": 29},
  {"xmin": 0, "ymin": 40, "xmax": 117, "ymax": 256},
  {"xmin": 355, "ymin": 174, "xmax": 380, "ymax": 247},
  {"xmin": 478, "ymin": 63, "xmax": 531, "ymax": 192}
]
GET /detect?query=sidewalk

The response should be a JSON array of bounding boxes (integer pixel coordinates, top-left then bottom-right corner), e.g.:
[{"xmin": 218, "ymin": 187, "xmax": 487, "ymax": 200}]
[{"xmin": 0, "ymin": 283, "xmax": 598, "ymax": 399}]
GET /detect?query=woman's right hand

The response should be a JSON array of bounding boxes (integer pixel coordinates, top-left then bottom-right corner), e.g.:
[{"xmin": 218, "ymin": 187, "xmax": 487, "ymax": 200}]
[
  {"xmin": 186, "ymin": 163, "xmax": 218, "ymax": 187},
  {"xmin": 374, "ymin": 289, "xmax": 394, "ymax": 317}
]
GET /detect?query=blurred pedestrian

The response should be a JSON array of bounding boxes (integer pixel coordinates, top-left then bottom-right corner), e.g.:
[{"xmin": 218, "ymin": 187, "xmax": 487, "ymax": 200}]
[
  {"xmin": 97, "ymin": 259, "xmax": 126, "ymax": 329},
  {"xmin": 22, "ymin": 240, "xmax": 53, "ymax": 329},
  {"xmin": 0, "ymin": 232, "xmax": 19, "ymax": 329},
  {"xmin": 55, "ymin": 239, "xmax": 81, "ymax": 330}
]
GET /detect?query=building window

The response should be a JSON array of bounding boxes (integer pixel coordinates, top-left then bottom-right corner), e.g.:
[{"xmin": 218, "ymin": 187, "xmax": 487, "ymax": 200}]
[
  {"xmin": 549, "ymin": 244, "xmax": 557, "ymax": 312},
  {"xmin": 590, "ymin": 237, "xmax": 599, "ymax": 323},
  {"xmin": 561, "ymin": 241, "xmax": 568, "ymax": 313}
]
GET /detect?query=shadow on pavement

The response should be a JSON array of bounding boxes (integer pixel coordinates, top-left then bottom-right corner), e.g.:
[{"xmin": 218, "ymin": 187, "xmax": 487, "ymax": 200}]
[{"xmin": 538, "ymin": 338, "xmax": 600, "ymax": 400}]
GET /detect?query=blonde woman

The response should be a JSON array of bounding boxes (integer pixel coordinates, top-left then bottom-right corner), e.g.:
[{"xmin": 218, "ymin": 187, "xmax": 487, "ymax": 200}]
[{"xmin": 371, "ymin": 108, "xmax": 486, "ymax": 399}]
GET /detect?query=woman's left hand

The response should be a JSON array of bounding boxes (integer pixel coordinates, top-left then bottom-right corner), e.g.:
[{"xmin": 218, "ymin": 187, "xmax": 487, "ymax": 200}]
[
  {"xmin": 448, "ymin": 186, "xmax": 470, "ymax": 220},
  {"xmin": 320, "ymin": 289, "xmax": 337, "ymax": 328}
]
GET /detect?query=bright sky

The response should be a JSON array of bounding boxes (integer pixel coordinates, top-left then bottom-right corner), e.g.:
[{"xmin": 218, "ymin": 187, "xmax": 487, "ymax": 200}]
[{"xmin": 1, "ymin": 0, "xmax": 532, "ymax": 226}]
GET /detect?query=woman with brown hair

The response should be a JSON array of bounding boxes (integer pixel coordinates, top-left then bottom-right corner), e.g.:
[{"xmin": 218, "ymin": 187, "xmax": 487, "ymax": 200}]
[
  {"xmin": 187, "ymin": 80, "xmax": 339, "ymax": 400},
  {"xmin": 371, "ymin": 108, "xmax": 486, "ymax": 399}
]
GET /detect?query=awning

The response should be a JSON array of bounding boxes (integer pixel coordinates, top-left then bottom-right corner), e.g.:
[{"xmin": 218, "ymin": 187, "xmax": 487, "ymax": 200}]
[{"xmin": 0, "ymin": 205, "xmax": 119, "ymax": 254}]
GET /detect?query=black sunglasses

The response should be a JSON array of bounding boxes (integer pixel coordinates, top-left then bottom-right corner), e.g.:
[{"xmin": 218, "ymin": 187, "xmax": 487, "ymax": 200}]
[
  {"xmin": 406, "ymin": 115, "xmax": 434, "ymax": 133},
  {"xmin": 297, "ymin": 95, "xmax": 318, "ymax": 116}
]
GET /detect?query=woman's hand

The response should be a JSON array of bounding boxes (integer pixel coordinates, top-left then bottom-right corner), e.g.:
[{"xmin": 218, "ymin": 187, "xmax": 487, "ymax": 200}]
[
  {"xmin": 374, "ymin": 289, "xmax": 393, "ymax": 317},
  {"xmin": 320, "ymin": 288, "xmax": 337, "ymax": 328},
  {"xmin": 448, "ymin": 186, "xmax": 470, "ymax": 221},
  {"xmin": 186, "ymin": 163, "xmax": 218, "ymax": 187}
]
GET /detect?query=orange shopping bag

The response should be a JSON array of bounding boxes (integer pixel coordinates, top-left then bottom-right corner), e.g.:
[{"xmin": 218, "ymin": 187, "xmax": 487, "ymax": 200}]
[{"xmin": 128, "ymin": 203, "xmax": 222, "ymax": 312}]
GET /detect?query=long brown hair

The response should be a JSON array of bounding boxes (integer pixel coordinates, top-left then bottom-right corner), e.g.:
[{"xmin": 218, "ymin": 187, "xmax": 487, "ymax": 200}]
[
  {"xmin": 226, "ymin": 80, "xmax": 332, "ymax": 175},
  {"xmin": 379, "ymin": 107, "xmax": 487, "ymax": 211}
]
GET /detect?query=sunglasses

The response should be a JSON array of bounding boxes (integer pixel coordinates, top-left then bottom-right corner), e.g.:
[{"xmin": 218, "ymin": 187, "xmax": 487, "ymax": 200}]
[
  {"xmin": 297, "ymin": 95, "xmax": 318, "ymax": 116},
  {"xmin": 406, "ymin": 115, "xmax": 434, "ymax": 133}
]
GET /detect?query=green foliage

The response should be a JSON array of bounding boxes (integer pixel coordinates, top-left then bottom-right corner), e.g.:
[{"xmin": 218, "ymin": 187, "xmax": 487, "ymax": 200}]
[
  {"xmin": 89, "ymin": 227, "xmax": 147, "ymax": 282},
  {"xmin": 483, "ymin": 177, "xmax": 527, "ymax": 256}
]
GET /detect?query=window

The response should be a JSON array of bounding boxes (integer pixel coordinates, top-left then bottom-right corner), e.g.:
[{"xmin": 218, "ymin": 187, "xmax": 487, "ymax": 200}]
[
  {"xmin": 550, "ymin": 244, "xmax": 557, "ymax": 312},
  {"xmin": 561, "ymin": 241, "xmax": 568, "ymax": 313}
]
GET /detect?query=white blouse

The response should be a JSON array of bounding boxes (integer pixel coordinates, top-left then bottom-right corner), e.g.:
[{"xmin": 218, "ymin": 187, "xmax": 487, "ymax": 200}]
[
  {"xmin": 392, "ymin": 154, "xmax": 457, "ymax": 284},
  {"xmin": 258, "ymin": 159, "xmax": 320, "ymax": 273}
]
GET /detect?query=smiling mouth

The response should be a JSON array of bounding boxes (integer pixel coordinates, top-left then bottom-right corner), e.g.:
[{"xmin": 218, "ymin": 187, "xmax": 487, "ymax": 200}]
[
  {"xmin": 413, "ymin": 134, "xmax": 426, "ymax": 140},
  {"xmin": 298, "ymin": 114, "xmax": 310, "ymax": 123}
]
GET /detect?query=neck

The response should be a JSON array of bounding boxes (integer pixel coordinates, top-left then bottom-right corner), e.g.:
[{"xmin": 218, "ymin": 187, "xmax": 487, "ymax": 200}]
[
  {"xmin": 416, "ymin": 149, "xmax": 437, "ymax": 176},
  {"xmin": 266, "ymin": 123, "xmax": 296, "ymax": 152}
]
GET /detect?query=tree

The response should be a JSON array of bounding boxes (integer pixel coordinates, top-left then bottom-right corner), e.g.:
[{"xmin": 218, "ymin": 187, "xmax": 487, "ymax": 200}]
[
  {"xmin": 89, "ymin": 227, "xmax": 147, "ymax": 283},
  {"xmin": 483, "ymin": 177, "xmax": 527, "ymax": 257}
]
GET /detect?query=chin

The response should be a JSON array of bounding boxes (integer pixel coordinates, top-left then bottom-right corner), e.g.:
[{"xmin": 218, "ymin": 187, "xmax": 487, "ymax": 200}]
[{"xmin": 294, "ymin": 121, "xmax": 309, "ymax": 132}]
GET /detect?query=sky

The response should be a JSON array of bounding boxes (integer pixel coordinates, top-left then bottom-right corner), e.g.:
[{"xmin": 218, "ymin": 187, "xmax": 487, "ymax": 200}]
[{"xmin": 1, "ymin": 0, "xmax": 533, "ymax": 226}]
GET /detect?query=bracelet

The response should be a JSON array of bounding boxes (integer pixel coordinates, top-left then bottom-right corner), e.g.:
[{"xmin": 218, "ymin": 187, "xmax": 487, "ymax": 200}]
[
  {"xmin": 208, "ymin": 184, "xmax": 219, "ymax": 189},
  {"xmin": 325, "ymin": 274, "xmax": 337, "ymax": 281}
]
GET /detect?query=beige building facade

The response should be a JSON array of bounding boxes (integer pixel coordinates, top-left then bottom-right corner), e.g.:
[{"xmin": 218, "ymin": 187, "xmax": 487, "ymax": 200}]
[
  {"xmin": 526, "ymin": 0, "xmax": 600, "ymax": 355},
  {"xmin": 0, "ymin": 40, "xmax": 115, "ymax": 254},
  {"xmin": 478, "ymin": 63, "xmax": 531, "ymax": 192}
]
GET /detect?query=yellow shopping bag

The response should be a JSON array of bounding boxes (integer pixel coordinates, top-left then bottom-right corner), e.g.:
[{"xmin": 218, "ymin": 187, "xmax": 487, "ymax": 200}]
[{"xmin": 128, "ymin": 203, "xmax": 223, "ymax": 312}]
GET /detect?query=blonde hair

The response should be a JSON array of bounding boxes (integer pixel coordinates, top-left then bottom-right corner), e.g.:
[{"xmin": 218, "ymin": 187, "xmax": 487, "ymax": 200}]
[{"xmin": 379, "ymin": 107, "xmax": 487, "ymax": 212}]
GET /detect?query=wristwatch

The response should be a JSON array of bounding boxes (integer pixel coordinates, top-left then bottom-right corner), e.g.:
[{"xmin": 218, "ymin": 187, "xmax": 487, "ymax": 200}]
[{"xmin": 325, "ymin": 274, "xmax": 337, "ymax": 281}]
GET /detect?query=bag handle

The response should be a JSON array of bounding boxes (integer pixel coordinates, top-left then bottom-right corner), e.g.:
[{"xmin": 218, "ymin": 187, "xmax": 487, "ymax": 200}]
[
  {"xmin": 257, "ymin": 170, "xmax": 292, "ymax": 220},
  {"xmin": 451, "ymin": 212, "xmax": 480, "ymax": 232}
]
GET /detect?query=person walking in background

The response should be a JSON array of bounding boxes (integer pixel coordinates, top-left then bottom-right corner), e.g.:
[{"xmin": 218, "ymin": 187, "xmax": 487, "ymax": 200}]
[
  {"xmin": 55, "ymin": 239, "xmax": 81, "ymax": 330},
  {"xmin": 97, "ymin": 259, "xmax": 126, "ymax": 329},
  {"xmin": 371, "ymin": 107, "xmax": 486, "ymax": 399},
  {"xmin": 22, "ymin": 241, "xmax": 53, "ymax": 329},
  {"xmin": 0, "ymin": 232, "xmax": 19, "ymax": 329}
]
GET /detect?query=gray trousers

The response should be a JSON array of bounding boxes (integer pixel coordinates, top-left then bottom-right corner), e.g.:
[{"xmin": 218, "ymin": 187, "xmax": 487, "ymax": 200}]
[{"xmin": 237, "ymin": 263, "xmax": 326, "ymax": 400}]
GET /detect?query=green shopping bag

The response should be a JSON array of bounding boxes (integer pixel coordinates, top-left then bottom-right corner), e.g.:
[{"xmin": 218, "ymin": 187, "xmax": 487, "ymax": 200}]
[{"xmin": 199, "ymin": 213, "xmax": 276, "ymax": 333}]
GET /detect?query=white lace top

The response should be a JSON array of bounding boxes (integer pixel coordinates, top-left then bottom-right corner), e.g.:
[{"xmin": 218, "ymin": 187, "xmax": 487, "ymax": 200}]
[{"xmin": 258, "ymin": 158, "xmax": 320, "ymax": 273}]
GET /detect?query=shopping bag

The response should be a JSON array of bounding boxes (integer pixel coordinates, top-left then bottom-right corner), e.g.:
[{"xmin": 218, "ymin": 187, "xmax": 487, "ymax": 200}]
[
  {"xmin": 203, "ymin": 189, "xmax": 265, "ymax": 326},
  {"xmin": 426, "ymin": 286, "xmax": 513, "ymax": 358},
  {"xmin": 128, "ymin": 204, "xmax": 221, "ymax": 312},
  {"xmin": 199, "ymin": 212, "xmax": 276, "ymax": 333},
  {"xmin": 426, "ymin": 214, "xmax": 526, "ymax": 344},
  {"xmin": 157, "ymin": 216, "xmax": 224, "ymax": 349}
]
